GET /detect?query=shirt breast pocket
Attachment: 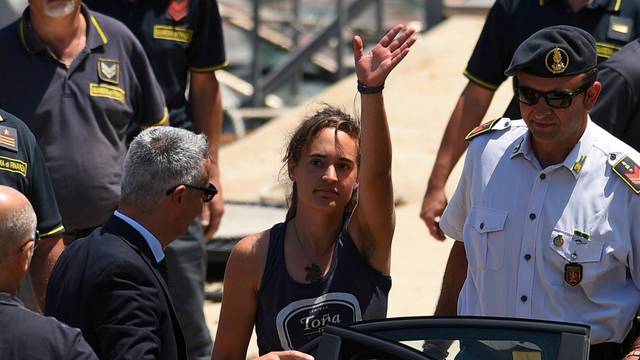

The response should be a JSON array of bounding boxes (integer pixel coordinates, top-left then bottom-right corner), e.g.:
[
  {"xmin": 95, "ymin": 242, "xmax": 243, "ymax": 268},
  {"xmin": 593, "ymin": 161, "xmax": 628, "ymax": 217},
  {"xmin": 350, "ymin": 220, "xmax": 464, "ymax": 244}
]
[
  {"xmin": 463, "ymin": 206, "xmax": 508, "ymax": 270},
  {"xmin": 548, "ymin": 229, "xmax": 604, "ymax": 286}
]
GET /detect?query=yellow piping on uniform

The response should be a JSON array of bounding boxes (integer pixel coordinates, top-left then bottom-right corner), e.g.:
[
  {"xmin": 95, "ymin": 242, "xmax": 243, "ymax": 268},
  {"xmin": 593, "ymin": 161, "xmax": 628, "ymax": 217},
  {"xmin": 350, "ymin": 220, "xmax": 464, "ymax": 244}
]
[
  {"xmin": 189, "ymin": 60, "xmax": 229, "ymax": 73},
  {"xmin": 463, "ymin": 70, "xmax": 499, "ymax": 90},
  {"xmin": 147, "ymin": 107, "xmax": 169, "ymax": 127},
  {"xmin": 40, "ymin": 225, "xmax": 65, "ymax": 238},
  {"xmin": 91, "ymin": 16, "xmax": 108, "ymax": 44},
  {"xmin": 614, "ymin": 0, "xmax": 622, "ymax": 11},
  {"xmin": 539, "ymin": 0, "xmax": 545, "ymax": 6},
  {"xmin": 19, "ymin": 20, "xmax": 31, "ymax": 53}
]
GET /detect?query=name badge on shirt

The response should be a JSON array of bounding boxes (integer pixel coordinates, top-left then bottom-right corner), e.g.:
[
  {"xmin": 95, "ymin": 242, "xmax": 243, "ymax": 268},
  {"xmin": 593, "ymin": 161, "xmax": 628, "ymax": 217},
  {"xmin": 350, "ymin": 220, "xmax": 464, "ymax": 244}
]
[
  {"xmin": 0, "ymin": 126, "xmax": 18, "ymax": 152},
  {"xmin": 608, "ymin": 16, "xmax": 633, "ymax": 42},
  {"xmin": 564, "ymin": 263, "xmax": 583, "ymax": 286},
  {"xmin": 97, "ymin": 58, "xmax": 120, "ymax": 85},
  {"xmin": 153, "ymin": 25, "xmax": 193, "ymax": 43}
]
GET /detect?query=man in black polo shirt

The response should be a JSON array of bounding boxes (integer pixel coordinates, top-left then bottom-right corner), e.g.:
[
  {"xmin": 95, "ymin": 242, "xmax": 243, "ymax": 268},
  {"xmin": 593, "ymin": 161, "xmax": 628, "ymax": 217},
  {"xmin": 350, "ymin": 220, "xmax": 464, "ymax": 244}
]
[
  {"xmin": 0, "ymin": 0, "xmax": 167, "ymax": 242},
  {"xmin": 420, "ymin": 0, "xmax": 640, "ymax": 241},
  {"xmin": 83, "ymin": 1, "xmax": 227, "ymax": 358},
  {"xmin": 0, "ymin": 108, "xmax": 64, "ymax": 311}
]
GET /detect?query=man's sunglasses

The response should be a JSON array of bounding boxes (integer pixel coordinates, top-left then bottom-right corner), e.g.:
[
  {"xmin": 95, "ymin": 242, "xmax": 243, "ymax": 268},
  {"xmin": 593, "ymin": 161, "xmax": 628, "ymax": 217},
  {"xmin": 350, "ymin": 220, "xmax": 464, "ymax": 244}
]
[
  {"xmin": 514, "ymin": 76, "xmax": 596, "ymax": 109},
  {"xmin": 166, "ymin": 183, "xmax": 218, "ymax": 203},
  {"xmin": 17, "ymin": 230, "xmax": 40, "ymax": 253}
]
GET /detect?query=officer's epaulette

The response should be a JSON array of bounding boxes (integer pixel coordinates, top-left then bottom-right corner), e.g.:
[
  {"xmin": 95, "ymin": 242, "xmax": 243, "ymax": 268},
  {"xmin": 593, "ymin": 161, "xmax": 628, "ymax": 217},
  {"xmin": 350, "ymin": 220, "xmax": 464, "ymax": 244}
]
[
  {"xmin": 609, "ymin": 152, "xmax": 640, "ymax": 195},
  {"xmin": 464, "ymin": 118, "xmax": 523, "ymax": 141}
]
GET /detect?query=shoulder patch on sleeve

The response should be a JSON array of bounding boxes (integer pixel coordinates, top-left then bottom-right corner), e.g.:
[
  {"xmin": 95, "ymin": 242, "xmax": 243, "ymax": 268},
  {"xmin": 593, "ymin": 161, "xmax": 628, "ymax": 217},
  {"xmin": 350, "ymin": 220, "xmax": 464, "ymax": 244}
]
[
  {"xmin": 610, "ymin": 153, "xmax": 640, "ymax": 195},
  {"xmin": 465, "ymin": 118, "xmax": 521, "ymax": 141}
]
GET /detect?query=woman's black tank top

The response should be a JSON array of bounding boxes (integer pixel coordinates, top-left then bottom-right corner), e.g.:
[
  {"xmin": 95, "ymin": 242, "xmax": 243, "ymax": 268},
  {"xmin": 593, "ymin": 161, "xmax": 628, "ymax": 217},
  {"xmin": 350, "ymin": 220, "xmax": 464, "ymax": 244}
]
[{"xmin": 254, "ymin": 221, "xmax": 392, "ymax": 354}]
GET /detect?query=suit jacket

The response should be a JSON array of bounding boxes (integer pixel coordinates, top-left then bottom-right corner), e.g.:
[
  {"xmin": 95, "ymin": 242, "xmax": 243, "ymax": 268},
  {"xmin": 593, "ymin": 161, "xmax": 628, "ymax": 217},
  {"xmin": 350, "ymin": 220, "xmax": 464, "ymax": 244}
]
[
  {"xmin": 0, "ymin": 291, "xmax": 98, "ymax": 359},
  {"xmin": 45, "ymin": 215, "xmax": 188, "ymax": 360}
]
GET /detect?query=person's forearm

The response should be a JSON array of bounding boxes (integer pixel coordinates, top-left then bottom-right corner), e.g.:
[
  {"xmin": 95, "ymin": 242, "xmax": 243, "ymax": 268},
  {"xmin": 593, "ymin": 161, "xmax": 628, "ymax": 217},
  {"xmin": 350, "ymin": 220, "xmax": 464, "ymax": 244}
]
[
  {"xmin": 29, "ymin": 236, "xmax": 64, "ymax": 309},
  {"xmin": 434, "ymin": 241, "xmax": 467, "ymax": 316},
  {"xmin": 359, "ymin": 92, "xmax": 392, "ymax": 177},
  {"xmin": 428, "ymin": 82, "xmax": 495, "ymax": 190},
  {"xmin": 190, "ymin": 72, "xmax": 223, "ymax": 183}
]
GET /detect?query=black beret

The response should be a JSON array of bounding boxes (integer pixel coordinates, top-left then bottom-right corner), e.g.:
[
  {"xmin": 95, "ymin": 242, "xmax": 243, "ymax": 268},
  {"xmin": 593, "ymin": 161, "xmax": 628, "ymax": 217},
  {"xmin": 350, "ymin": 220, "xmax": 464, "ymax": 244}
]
[{"xmin": 504, "ymin": 25, "xmax": 597, "ymax": 77}]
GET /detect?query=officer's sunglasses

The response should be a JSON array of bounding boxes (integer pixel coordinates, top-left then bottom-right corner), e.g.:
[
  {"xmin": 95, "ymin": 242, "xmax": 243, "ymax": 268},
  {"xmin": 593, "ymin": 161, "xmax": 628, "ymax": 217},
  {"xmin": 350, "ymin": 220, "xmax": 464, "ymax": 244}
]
[
  {"xmin": 514, "ymin": 72, "xmax": 596, "ymax": 109},
  {"xmin": 165, "ymin": 183, "xmax": 218, "ymax": 203},
  {"xmin": 17, "ymin": 230, "xmax": 40, "ymax": 253}
]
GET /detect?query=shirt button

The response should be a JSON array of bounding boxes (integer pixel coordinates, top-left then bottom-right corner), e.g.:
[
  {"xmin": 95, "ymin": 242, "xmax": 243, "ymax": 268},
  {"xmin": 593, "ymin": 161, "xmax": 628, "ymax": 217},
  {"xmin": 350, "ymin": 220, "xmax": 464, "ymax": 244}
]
[
  {"xmin": 479, "ymin": 222, "xmax": 484, "ymax": 230},
  {"xmin": 521, "ymin": 295, "xmax": 528, "ymax": 302},
  {"xmin": 539, "ymin": 173, "xmax": 546, "ymax": 180},
  {"xmin": 524, "ymin": 254, "xmax": 531, "ymax": 261},
  {"xmin": 529, "ymin": 213, "xmax": 536, "ymax": 220}
]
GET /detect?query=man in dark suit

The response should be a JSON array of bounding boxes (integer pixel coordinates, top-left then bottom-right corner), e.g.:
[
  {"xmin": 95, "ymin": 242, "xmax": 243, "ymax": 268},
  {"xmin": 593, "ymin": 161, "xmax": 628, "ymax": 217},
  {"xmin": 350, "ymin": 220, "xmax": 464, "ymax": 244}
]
[
  {"xmin": 45, "ymin": 127, "xmax": 216, "ymax": 360},
  {"xmin": 0, "ymin": 185, "xmax": 97, "ymax": 359}
]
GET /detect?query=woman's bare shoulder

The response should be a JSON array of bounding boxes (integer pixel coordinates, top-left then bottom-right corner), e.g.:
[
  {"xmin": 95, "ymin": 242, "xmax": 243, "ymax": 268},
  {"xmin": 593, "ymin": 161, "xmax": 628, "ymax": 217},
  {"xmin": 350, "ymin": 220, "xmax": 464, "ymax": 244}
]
[{"xmin": 226, "ymin": 228, "xmax": 274, "ymax": 282}]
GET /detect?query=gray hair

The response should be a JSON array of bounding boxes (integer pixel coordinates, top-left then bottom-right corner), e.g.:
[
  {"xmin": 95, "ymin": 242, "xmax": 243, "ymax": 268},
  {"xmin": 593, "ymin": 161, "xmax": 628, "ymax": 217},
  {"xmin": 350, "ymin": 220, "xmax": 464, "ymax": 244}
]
[
  {"xmin": 120, "ymin": 127, "xmax": 210, "ymax": 211},
  {"xmin": 0, "ymin": 199, "xmax": 36, "ymax": 265}
]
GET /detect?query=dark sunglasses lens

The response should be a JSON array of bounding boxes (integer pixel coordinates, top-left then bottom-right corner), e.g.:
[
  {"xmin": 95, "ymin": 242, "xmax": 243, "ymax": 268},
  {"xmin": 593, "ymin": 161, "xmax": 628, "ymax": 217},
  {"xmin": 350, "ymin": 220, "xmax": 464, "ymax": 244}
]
[
  {"xmin": 545, "ymin": 93, "xmax": 572, "ymax": 108},
  {"xmin": 518, "ymin": 87, "xmax": 539, "ymax": 105},
  {"xmin": 203, "ymin": 184, "xmax": 217, "ymax": 202}
]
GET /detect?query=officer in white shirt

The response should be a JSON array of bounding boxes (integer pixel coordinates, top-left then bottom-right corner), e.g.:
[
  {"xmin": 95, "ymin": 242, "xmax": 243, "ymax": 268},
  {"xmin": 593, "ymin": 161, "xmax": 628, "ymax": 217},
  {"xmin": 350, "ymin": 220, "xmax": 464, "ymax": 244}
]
[{"xmin": 435, "ymin": 25, "xmax": 640, "ymax": 360}]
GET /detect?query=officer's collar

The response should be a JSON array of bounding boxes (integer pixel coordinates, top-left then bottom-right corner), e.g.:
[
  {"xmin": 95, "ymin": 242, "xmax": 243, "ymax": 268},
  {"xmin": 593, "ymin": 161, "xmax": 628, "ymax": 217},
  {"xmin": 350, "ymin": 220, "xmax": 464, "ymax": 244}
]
[
  {"xmin": 539, "ymin": 0, "xmax": 621, "ymax": 12},
  {"xmin": 511, "ymin": 117, "xmax": 595, "ymax": 178},
  {"xmin": 19, "ymin": 4, "xmax": 108, "ymax": 55}
]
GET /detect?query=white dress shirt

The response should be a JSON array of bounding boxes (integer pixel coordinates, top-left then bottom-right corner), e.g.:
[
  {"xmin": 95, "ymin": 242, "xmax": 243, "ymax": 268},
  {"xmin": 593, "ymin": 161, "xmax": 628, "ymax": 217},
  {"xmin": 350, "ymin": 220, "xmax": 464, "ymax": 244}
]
[
  {"xmin": 113, "ymin": 210, "xmax": 165, "ymax": 263},
  {"xmin": 440, "ymin": 117, "xmax": 640, "ymax": 344}
]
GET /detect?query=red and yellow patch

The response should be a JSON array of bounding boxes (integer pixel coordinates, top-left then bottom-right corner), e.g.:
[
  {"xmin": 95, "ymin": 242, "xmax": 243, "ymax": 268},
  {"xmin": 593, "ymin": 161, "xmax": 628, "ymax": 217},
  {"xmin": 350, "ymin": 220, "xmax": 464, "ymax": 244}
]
[
  {"xmin": 612, "ymin": 155, "xmax": 640, "ymax": 195},
  {"xmin": 464, "ymin": 118, "xmax": 501, "ymax": 141}
]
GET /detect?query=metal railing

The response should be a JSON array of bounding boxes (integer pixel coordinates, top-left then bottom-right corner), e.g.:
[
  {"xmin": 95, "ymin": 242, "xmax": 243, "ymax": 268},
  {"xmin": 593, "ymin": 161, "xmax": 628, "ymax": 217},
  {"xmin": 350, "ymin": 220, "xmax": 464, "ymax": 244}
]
[{"xmin": 245, "ymin": 0, "xmax": 445, "ymax": 106}]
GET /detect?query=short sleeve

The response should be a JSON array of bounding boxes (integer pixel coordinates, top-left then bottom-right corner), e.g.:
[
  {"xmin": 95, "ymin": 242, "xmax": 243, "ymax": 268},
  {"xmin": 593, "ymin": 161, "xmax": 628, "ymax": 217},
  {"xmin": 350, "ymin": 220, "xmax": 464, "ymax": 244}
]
[
  {"xmin": 464, "ymin": 0, "xmax": 512, "ymax": 90},
  {"xmin": 0, "ymin": 110, "xmax": 63, "ymax": 237},
  {"xmin": 26, "ymin": 134, "xmax": 65, "ymax": 237},
  {"xmin": 187, "ymin": 0, "xmax": 227, "ymax": 72},
  {"xmin": 439, "ymin": 147, "xmax": 474, "ymax": 241}
]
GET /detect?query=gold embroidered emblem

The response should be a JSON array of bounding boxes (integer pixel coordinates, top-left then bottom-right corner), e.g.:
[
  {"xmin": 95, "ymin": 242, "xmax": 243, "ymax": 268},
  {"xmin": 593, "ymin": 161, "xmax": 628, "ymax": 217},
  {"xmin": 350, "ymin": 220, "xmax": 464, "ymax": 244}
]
[
  {"xmin": 153, "ymin": 25, "xmax": 193, "ymax": 43},
  {"xmin": 0, "ymin": 155, "xmax": 27, "ymax": 177},
  {"xmin": 572, "ymin": 155, "xmax": 586, "ymax": 173},
  {"xmin": 89, "ymin": 83, "xmax": 126, "ymax": 103},
  {"xmin": 545, "ymin": 47, "xmax": 569, "ymax": 74}
]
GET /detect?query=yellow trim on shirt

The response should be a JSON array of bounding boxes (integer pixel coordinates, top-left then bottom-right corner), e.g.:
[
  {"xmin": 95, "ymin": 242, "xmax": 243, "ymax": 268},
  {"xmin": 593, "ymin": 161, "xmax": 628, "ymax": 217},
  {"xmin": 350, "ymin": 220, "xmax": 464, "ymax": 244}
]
[
  {"xmin": 91, "ymin": 16, "xmax": 108, "ymax": 45},
  {"xmin": 40, "ymin": 225, "xmax": 65, "ymax": 238},
  {"xmin": 19, "ymin": 20, "xmax": 31, "ymax": 53},
  {"xmin": 614, "ymin": 0, "xmax": 622, "ymax": 11},
  {"xmin": 189, "ymin": 60, "xmax": 229, "ymax": 73},
  {"xmin": 147, "ymin": 107, "xmax": 169, "ymax": 127},
  {"xmin": 463, "ymin": 70, "xmax": 499, "ymax": 91}
]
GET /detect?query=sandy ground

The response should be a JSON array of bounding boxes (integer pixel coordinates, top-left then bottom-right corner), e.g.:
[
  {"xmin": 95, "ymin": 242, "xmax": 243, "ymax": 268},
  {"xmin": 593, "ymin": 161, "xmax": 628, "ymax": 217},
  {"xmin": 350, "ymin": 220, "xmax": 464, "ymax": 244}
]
[{"xmin": 205, "ymin": 14, "xmax": 514, "ymax": 358}]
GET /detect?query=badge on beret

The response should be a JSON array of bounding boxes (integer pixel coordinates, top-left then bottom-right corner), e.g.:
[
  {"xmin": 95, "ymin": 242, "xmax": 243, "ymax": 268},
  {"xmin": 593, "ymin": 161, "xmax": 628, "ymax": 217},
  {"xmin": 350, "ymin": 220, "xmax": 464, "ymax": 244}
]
[
  {"xmin": 564, "ymin": 263, "xmax": 582, "ymax": 286},
  {"xmin": 97, "ymin": 59, "xmax": 120, "ymax": 85},
  {"xmin": 0, "ymin": 126, "xmax": 18, "ymax": 152},
  {"xmin": 167, "ymin": 0, "xmax": 189, "ymax": 22},
  {"xmin": 545, "ymin": 47, "xmax": 569, "ymax": 74},
  {"xmin": 612, "ymin": 155, "xmax": 640, "ymax": 195}
]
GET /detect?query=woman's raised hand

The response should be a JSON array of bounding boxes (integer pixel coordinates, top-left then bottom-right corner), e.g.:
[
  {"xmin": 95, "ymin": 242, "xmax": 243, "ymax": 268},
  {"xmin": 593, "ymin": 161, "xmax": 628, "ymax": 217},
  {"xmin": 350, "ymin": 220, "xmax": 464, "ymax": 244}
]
[{"xmin": 353, "ymin": 24, "xmax": 416, "ymax": 88}]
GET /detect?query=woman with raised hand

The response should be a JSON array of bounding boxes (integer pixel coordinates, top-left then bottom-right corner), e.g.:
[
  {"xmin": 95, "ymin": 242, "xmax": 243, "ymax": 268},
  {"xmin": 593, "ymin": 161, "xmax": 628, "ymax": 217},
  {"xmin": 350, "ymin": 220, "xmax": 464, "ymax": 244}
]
[{"xmin": 212, "ymin": 24, "xmax": 416, "ymax": 360}]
